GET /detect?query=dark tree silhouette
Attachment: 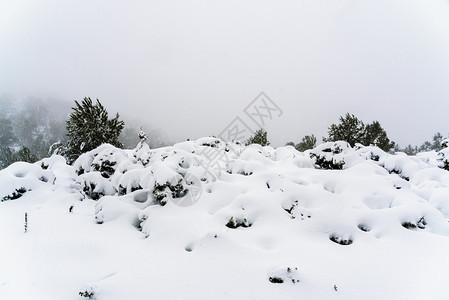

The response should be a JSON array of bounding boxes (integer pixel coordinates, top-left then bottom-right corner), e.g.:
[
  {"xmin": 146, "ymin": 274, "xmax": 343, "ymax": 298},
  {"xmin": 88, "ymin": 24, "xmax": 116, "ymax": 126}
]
[{"xmin": 64, "ymin": 97, "xmax": 124, "ymax": 164}]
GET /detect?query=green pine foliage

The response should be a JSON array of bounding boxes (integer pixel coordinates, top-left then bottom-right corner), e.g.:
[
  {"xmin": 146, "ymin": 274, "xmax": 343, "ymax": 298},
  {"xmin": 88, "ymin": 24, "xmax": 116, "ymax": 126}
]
[
  {"xmin": 362, "ymin": 121, "xmax": 395, "ymax": 151},
  {"xmin": 296, "ymin": 135, "xmax": 317, "ymax": 152},
  {"xmin": 64, "ymin": 98, "xmax": 124, "ymax": 164},
  {"xmin": 324, "ymin": 113, "xmax": 365, "ymax": 147},
  {"xmin": 431, "ymin": 132, "xmax": 444, "ymax": 151},
  {"xmin": 286, "ymin": 135, "xmax": 317, "ymax": 152},
  {"xmin": 246, "ymin": 129, "xmax": 270, "ymax": 146},
  {"xmin": 324, "ymin": 113, "xmax": 394, "ymax": 151}
]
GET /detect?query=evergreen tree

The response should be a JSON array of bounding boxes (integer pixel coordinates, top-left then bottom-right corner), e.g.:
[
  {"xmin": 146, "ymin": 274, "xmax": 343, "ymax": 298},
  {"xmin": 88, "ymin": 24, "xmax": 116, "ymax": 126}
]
[
  {"xmin": 413, "ymin": 132, "xmax": 446, "ymax": 154},
  {"xmin": 324, "ymin": 113, "xmax": 394, "ymax": 151},
  {"xmin": 295, "ymin": 134, "xmax": 317, "ymax": 152},
  {"xmin": 324, "ymin": 113, "xmax": 365, "ymax": 147},
  {"xmin": 246, "ymin": 129, "xmax": 270, "ymax": 146},
  {"xmin": 363, "ymin": 121, "xmax": 395, "ymax": 151},
  {"xmin": 402, "ymin": 144, "xmax": 418, "ymax": 155},
  {"xmin": 418, "ymin": 141, "xmax": 432, "ymax": 152},
  {"xmin": 64, "ymin": 98, "xmax": 124, "ymax": 164},
  {"xmin": 431, "ymin": 132, "xmax": 443, "ymax": 151}
]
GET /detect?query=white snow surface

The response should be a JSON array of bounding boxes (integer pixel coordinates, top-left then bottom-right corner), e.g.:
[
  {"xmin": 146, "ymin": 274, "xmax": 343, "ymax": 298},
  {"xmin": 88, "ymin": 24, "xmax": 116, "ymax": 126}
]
[{"xmin": 1, "ymin": 139, "xmax": 449, "ymax": 299}]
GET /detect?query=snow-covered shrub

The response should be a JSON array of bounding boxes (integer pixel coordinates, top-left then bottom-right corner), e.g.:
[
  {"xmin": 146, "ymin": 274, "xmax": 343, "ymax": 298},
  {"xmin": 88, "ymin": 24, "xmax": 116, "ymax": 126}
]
[
  {"xmin": 268, "ymin": 267, "xmax": 300, "ymax": 284},
  {"xmin": 282, "ymin": 200, "xmax": 298, "ymax": 219},
  {"xmin": 78, "ymin": 286, "xmax": 96, "ymax": 299},
  {"xmin": 383, "ymin": 153, "xmax": 430, "ymax": 181},
  {"xmin": 441, "ymin": 138, "xmax": 449, "ymax": 149},
  {"xmin": 329, "ymin": 233, "xmax": 353, "ymax": 245},
  {"xmin": 77, "ymin": 172, "xmax": 116, "ymax": 200},
  {"xmin": 73, "ymin": 144, "xmax": 129, "ymax": 177},
  {"xmin": 133, "ymin": 129, "xmax": 151, "ymax": 165},
  {"xmin": 94, "ymin": 195, "xmax": 140, "ymax": 225},
  {"xmin": 153, "ymin": 180, "xmax": 184, "ymax": 205},
  {"xmin": 437, "ymin": 139, "xmax": 449, "ymax": 171},
  {"xmin": 309, "ymin": 141, "xmax": 353, "ymax": 170},
  {"xmin": 401, "ymin": 216, "xmax": 427, "ymax": 230},
  {"xmin": 0, "ymin": 160, "xmax": 55, "ymax": 201},
  {"xmin": 151, "ymin": 162, "xmax": 190, "ymax": 206},
  {"xmin": 116, "ymin": 169, "xmax": 148, "ymax": 195},
  {"xmin": 195, "ymin": 136, "xmax": 222, "ymax": 148},
  {"xmin": 225, "ymin": 216, "xmax": 252, "ymax": 228},
  {"xmin": 133, "ymin": 141, "xmax": 151, "ymax": 166},
  {"xmin": 355, "ymin": 145, "xmax": 388, "ymax": 163},
  {"xmin": 2, "ymin": 187, "xmax": 27, "ymax": 201},
  {"xmin": 357, "ymin": 223, "xmax": 371, "ymax": 232}
]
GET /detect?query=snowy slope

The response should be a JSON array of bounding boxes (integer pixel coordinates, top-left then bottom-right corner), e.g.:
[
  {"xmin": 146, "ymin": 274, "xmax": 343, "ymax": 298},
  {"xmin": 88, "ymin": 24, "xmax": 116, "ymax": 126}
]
[{"xmin": 1, "ymin": 139, "xmax": 449, "ymax": 300}]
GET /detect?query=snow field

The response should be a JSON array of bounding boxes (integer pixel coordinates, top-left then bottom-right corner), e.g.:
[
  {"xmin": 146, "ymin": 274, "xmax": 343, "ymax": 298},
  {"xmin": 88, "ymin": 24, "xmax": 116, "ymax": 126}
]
[{"xmin": 1, "ymin": 139, "xmax": 449, "ymax": 299}]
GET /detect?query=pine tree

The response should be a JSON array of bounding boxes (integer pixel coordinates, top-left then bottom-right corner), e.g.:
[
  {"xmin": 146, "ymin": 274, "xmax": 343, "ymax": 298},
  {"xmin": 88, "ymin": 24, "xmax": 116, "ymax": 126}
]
[
  {"xmin": 295, "ymin": 135, "xmax": 317, "ymax": 151},
  {"xmin": 418, "ymin": 141, "xmax": 431, "ymax": 152},
  {"xmin": 324, "ymin": 114, "xmax": 394, "ymax": 151},
  {"xmin": 431, "ymin": 132, "xmax": 443, "ymax": 151},
  {"xmin": 64, "ymin": 98, "xmax": 124, "ymax": 164},
  {"xmin": 403, "ymin": 145, "xmax": 418, "ymax": 155},
  {"xmin": 324, "ymin": 113, "xmax": 365, "ymax": 147},
  {"xmin": 246, "ymin": 129, "xmax": 270, "ymax": 146},
  {"xmin": 363, "ymin": 121, "xmax": 395, "ymax": 151}
]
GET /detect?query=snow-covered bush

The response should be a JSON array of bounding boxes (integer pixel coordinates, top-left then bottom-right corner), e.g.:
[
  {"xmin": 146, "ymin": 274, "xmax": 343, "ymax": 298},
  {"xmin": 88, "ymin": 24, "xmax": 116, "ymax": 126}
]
[
  {"xmin": 94, "ymin": 195, "xmax": 140, "ymax": 225},
  {"xmin": 268, "ymin": 267, "xmax": 300, "ymax": 284},
  {"xmin": 151, "ymin": 162, "xmax": 191, "ymax": 206},
  {"xmin": 308, "ymin": 141, "xmax": 355, "ymax": 170},
  {"xmin": 133, "ymin": 129, "xmax": 151, "ymax": 166},
  {"xmin": 225, "ymin": 216, "xmax": 252, "ymax": 228},
  {"xmin": 0, "ymin": 160, "xmax": 55, "ymax": 201},
  {"xmin": 437, "ymin": 138, "xmax": 449, "ymax": 171},
  {"xmin": 73, "ymin": 144, "xmax": 129, "ymax": 177},
  {"xmin": 78, "ymin": 286, "xmax": 96, "ymax": 299},
  {"xmin": 77, "ymin": 172, "xmax": 116, "ymax": 200},
  {"xmin": 195, "ymin": 136, "xmax": 222, "ymax": 148},
  {"xmin": 329, "ymin": 233, "xmax": 353, "ymax": 245},
  {"xmin": 2, "ymin": 187, "xmax": 27, "ymax": 201},
  {"xmin": 116, "ymin": 169, "xmax": 146, "ymax": 195}
]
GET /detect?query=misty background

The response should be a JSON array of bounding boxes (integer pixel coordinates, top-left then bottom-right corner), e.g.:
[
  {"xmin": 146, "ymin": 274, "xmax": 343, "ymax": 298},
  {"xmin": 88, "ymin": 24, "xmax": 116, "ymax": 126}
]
[{"xmin": 1, "ymin": 0, "xmax": 449, "ymax": 150}]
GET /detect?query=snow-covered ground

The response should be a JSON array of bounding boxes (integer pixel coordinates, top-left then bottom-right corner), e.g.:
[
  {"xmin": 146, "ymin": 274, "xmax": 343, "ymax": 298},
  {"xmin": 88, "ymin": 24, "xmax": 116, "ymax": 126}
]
[{"xmin": 1, "ymin": 138, "xmax": 449, "ymax": 300}]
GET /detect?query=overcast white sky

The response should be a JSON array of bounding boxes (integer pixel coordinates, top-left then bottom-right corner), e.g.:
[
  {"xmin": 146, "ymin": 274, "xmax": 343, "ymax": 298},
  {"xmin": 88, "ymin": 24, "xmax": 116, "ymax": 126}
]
[{"xmin": 1, "ymin": 0, "xmax": 449, "ymax": 147}]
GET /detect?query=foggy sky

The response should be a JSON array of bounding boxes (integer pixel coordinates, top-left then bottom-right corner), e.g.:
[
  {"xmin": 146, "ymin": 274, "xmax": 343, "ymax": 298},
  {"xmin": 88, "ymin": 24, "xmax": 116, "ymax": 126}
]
[{"xmin": 1, "ymin": 0, "xmax": 449, "ymax": 147}]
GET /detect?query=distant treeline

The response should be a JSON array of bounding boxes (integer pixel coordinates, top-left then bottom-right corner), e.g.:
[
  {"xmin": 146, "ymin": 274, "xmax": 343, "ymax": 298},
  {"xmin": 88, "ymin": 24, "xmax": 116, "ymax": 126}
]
[{"xmin": 0, "ymin": 96, "xmax": 446, "ymax": 169}]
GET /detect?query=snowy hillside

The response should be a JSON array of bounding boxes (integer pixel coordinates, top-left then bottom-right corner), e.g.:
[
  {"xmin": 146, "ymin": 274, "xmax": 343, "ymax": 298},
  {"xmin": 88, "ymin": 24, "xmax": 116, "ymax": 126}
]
[{"xmin": 1, "ymin": 138, "xmax": 449, "ymax": 300}]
